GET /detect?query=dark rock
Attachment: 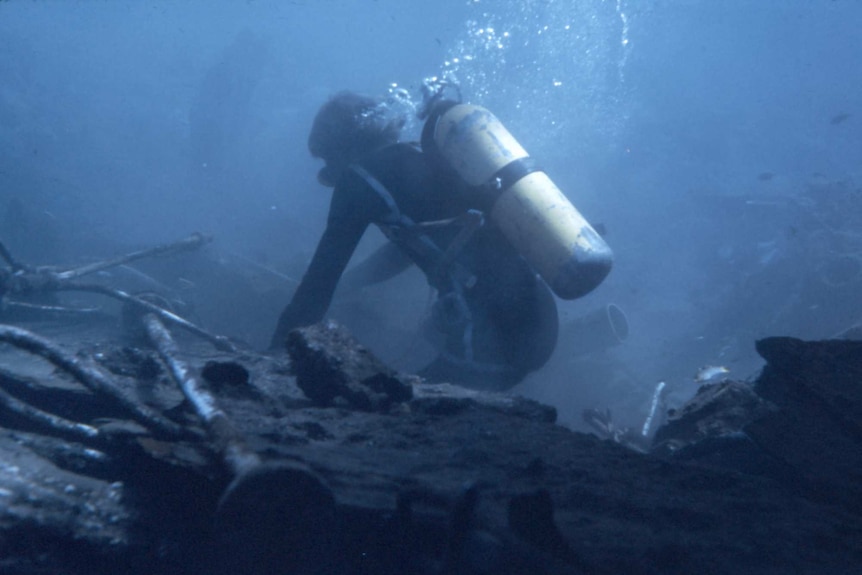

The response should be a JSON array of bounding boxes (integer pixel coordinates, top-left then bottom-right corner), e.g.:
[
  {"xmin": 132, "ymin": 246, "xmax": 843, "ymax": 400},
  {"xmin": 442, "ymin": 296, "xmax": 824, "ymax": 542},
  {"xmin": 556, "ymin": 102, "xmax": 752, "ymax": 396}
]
[
  {"xmin": 412, "ymin": 381, "xmax": 557, "ymax": 423},
  {"xmin": 213, "ymin": 461, "xmax": 340, "ymax": 575},
  {"xmin": 835, "ymin": 323, "xmax": 862, "ymax": 340},
  {"xmin": 0, "ymin": 429, "xmax": 132, "ymax": 573},
  {"xmin": 654, "ymin": 337, "xmax": 862, "ymax": 514},
  {"xmin": 94, "ymin": 347, "xmax": 162, "ymax": 381},
  {"xmin": 3, "ymin": 320, "xmax": 862, "ymax": 574},
  {"xmin": 286, "ymin": 320, "xmax": 414, "ymax": 411},
  {"xmin": 508, "ymin": 488, "xmax": 577, "ymax": 563},
  {"xmin": 202, "ymin": 360, "xmax": 249, "ymax": 387},
  {"xmin": 751, "ymin": 337, "xmax": 862, "ymax": 512},
  {"xmin": 755, "ymin": 337, "xmax": 862, "ymax": 440},
  {"xmin": 200, "ymin": 360, "xmax": 260, "ymax": 400},
  {"xmin": 652, "ymin": 380, "xmax": 777, "ymax": 450}
]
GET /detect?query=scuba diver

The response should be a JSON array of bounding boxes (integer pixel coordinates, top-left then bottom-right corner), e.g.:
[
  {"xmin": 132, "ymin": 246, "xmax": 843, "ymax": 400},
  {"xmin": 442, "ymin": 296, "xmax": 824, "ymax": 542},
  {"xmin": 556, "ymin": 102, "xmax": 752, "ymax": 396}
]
[{"xmin": 270, "ymin": 87, "xmax": 612, "ymax": 390}]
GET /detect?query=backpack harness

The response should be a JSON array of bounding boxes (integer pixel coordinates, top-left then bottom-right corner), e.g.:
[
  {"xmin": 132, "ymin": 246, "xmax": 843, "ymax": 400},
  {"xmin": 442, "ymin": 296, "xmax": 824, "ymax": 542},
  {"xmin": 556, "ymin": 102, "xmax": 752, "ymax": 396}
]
[{"xmin": 349, "ymin": 162, "xmax": 490, "ymax": 366}]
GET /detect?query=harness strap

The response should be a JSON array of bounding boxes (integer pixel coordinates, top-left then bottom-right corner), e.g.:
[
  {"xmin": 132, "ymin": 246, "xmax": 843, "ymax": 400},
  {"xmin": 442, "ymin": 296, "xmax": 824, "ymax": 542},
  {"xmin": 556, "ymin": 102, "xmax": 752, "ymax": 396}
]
[
  {"xmin": 348, "ymin": 163, "xmax": 479, "ymax": 291},
  {"xmin": 348, "ymin": 163, "xmax": 485, "ymax": 363},
  {"xmin": 349, "ymin": 164, "xmax": 403, "ymax": 226}
]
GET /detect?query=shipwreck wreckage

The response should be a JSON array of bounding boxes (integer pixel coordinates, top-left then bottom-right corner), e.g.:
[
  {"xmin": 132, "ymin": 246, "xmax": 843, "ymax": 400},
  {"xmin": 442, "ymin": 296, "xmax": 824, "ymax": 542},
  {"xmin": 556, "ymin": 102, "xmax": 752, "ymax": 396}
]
[{"xmin": 0, "ymin": 233, "xmax": 860, "ymax": 574}]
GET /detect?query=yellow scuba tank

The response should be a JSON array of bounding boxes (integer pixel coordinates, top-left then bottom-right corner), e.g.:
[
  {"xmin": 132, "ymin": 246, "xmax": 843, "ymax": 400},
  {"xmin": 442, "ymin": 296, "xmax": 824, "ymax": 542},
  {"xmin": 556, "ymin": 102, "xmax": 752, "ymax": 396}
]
[{"xmin": 422, "ymin": 102, "xmax": 613, "ymax": 300}]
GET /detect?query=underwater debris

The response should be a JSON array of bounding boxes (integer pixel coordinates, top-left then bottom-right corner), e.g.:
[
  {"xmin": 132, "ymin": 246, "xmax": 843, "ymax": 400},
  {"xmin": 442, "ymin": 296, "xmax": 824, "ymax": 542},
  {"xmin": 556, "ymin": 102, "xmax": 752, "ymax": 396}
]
[
  {"xmin": 0, "ymin": 324, "xmax": 188, "ymax": 440},
  {"xmin": 286, "ymin": 320, "xmax": 415, "ymax": 411},
  {"xmin": 694, "ymin": 365, "xmax": 729, "ymax": 383},
  {"xmin": 581, "ymin": 406, "xmax": 650, "ymax": 453},
  {"xmin": 139, "ymin": 310, "xmax": 337, "ymax": 566},
  {"xmin": 641, "ymin": 380, "xmax": 667, "ymax": 438},
  {"xmin": 0, "ymin": 233, "xmax": 234, "ymax": 352}
]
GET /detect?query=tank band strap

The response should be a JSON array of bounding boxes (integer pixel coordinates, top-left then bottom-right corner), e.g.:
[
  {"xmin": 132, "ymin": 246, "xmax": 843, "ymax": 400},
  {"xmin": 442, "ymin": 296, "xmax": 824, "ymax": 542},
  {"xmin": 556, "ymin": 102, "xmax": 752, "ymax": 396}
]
[
  {"xmin": 489, "ymin": 156, "xmax": 541, "ymax": 192},
  {"xmin": 472, "ymin": 157, "xmax": 542, "ymax": 208}
]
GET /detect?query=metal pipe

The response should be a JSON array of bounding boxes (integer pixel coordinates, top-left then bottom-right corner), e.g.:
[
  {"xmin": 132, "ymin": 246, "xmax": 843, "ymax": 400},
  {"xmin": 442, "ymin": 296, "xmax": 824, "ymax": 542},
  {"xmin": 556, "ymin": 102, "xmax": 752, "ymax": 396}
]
[
  {"xmin": 56, "ymin": 283, "xmax": 235, "ymax": 352},
  {"xmin": 140, "ymin": 312, "xmax": 336, "ymax": 560},
  {"xmin": 142, "ymin": 313, "xmax": 258, "ymax": 476},
  {"xmin": 53, "ymin": 232, "xmax": 211, "ymax": 281},
  {"xmin": 0, "ymin": 382, "xmax": 100, "ymax": 442},
  {"xmin": 641, "ymin": 380, "xmax": 666, "ymax": 438},
  {"xmin": 0, "ymin": 325, "xmax": 189, "ymax": 439}
]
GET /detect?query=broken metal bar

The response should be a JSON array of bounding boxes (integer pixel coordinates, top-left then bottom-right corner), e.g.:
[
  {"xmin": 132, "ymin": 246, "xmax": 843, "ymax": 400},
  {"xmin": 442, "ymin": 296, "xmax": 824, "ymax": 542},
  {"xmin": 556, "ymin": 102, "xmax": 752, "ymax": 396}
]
[
  {"xmin": 582, "ymin": 407, "xmax": 615, "ymax": 440},
  {"xmin": 55, "ymin": 283, "xmax": 235, "ymax": 352},
  {"xmin": 53, "ymin": 232, "xmax": 211, "ymax": 281},
  {"xmin": 0, "ymin": 324, "xmax": 190, "ymax": 439},
  {"xmin": 116, "ymin": 264, "xmax": 181, "ymax": 294},
  {"xmin": 641, "ymin": 381, "xmax": 667, "ymax": 438},
  {"xmin": 141, "ymin": 312, "xmax": 336, "ymax": 552},
  {"xmin": 0, "ymin": 300, "xmax": 103, "ymax": 319},
  {"xmin": 142, "ymin": 313, "xmax": 258, "ymax": 477}
]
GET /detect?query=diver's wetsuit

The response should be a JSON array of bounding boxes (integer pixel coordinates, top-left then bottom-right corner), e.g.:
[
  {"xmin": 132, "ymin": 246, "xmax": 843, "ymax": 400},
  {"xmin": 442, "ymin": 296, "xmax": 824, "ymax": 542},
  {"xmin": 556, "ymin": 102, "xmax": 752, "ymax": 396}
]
[{"xmin": 272, "ymin": 143, "xmax": 558, "ymax": 390}]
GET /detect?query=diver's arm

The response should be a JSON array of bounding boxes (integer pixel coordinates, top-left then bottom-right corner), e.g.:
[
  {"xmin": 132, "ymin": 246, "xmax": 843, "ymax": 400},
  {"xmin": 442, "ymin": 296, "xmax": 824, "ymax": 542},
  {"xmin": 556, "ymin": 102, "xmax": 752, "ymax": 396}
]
[
  {"xmin": 269, "ymin": 217, "xmax": 367, "ymax": 350},
  {"xmin": 340, "ymin": 241, "xmax": 413, "ymax": 291}
]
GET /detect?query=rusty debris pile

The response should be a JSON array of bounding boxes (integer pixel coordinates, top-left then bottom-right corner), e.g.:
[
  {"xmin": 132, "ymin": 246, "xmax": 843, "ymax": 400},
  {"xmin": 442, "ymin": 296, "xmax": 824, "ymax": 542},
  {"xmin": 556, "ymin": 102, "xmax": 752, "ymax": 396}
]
[{"xmin": 0, "ymin": 235, "xmax": 861, "ymax": 575}]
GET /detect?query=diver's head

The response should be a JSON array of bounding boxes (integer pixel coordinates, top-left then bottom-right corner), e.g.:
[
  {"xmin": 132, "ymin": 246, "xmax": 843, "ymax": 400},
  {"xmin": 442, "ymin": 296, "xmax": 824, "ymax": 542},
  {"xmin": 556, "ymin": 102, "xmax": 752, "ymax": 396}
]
[{"xmin": 308, "ymin": 91, "xmax": 405, "ymax": 187}]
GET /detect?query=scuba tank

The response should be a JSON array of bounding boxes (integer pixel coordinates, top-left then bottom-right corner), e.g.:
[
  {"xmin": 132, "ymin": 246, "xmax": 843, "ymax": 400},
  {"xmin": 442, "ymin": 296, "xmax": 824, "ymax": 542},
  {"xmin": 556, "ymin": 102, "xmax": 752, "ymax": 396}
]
[{"xmin": 421, "ymin": 100, "xmax": 613, "ymax": 300}]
